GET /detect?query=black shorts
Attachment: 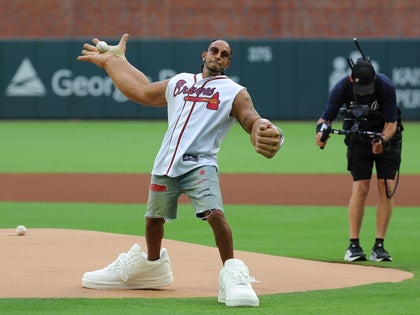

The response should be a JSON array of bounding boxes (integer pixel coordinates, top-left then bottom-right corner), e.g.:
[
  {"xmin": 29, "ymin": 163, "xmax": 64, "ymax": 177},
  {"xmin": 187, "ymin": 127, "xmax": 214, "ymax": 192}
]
[{"xmin": 346, "ymin": 138, "xmax": 402, "ymax": 181}]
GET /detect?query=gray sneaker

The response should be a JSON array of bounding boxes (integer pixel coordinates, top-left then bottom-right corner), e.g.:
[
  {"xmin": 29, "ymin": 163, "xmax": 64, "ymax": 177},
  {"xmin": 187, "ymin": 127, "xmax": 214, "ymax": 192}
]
[
  {"xmin": 218, "ymin": 258, "xmax": 259, "ymax": 307},
  {"xmin": 82, "ymin": 243, "xmax": 173, "ymax": 289},
  {"xmin": 344, "ymin": 243, "xmax": 367, "ymax": 262},
  {"xmin": 370, "ymin": 244, "xmax": 393, "ymax": 262}
]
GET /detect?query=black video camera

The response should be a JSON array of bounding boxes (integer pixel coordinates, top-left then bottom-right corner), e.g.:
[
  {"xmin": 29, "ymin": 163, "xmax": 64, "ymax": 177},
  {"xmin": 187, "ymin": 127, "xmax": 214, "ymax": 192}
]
[
  {"xmin": 339, "ymin": 103, "xmax": 371, "ymax": 120},
  {"xmin": 318, "ymin": 102, "xmax": 382, "ymax": 148},
  {"xmin": 340, "ymin": 103, "xmax": 371, "ymax": 133},
  {"xmin": 337, "ymin": 103, "xmax": 383, "ymax": 143}
]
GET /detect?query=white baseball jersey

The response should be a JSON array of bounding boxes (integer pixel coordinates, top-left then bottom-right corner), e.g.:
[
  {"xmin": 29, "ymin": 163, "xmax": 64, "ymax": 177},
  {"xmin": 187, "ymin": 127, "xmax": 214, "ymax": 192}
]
[{"xmin": 151, "ymin": 72, "xmax": 245, "ymax": 177}]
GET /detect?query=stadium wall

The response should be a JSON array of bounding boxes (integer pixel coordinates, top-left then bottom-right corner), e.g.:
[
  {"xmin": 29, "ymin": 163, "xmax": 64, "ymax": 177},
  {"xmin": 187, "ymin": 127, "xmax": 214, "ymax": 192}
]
[{"xmin": 1, "ymin": 39, "xmax": 419, "ymax": 119}]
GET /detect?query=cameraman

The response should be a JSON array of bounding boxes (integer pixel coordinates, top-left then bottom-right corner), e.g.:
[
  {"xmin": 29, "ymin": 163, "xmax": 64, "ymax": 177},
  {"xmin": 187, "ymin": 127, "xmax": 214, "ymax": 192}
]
[{"xmin": 315, "ymin": 59, "xmax": 402, "ymax": 262}]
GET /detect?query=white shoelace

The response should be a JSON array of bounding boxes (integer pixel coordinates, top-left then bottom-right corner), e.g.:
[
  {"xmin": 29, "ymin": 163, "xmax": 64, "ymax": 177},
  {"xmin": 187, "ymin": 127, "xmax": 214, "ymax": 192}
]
[
  {"xmin": 227, "ymin": 269, "xmax": 258, "ymax": 285},
  {"xmin": 105, "ymin": 252, "xmax": 129, "ymax": 281}
]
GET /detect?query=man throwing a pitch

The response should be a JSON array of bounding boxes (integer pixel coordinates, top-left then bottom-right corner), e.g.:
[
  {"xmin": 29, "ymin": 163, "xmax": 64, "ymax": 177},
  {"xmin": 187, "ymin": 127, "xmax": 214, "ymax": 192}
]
[{"xmin": 77, "ymin": 34, "xmax": 283, "ymax": 307}]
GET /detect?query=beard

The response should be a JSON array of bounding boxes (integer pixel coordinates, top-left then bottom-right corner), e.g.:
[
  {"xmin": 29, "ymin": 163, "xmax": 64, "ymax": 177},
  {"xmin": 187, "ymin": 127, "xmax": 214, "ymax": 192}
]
[{"xmin": 204, "ymin": 62, "xmax": 223, "ymax": 76}]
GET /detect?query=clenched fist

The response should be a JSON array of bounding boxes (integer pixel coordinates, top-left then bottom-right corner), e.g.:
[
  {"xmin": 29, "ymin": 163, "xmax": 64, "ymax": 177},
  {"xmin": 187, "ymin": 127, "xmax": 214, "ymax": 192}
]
[{"xmin": 251, "ymin": 119, "xmax": 284, "ymax": 158}]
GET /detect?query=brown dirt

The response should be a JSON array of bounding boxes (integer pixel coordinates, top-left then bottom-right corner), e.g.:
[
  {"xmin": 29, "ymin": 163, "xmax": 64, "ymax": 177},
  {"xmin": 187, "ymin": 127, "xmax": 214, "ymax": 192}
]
[
  {"xmin": 0, "ymin": 173, "xmax": 417, "ymax": 299},
  {"xmin": 0, "ymin": 174, "xmax": 417, "ymax": 206}
]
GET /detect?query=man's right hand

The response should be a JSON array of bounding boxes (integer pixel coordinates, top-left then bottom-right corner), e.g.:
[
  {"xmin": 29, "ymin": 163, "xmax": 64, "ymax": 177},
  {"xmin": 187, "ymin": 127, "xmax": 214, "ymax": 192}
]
[
  {"xmin": 315, "ymin": 121, "xmax": 330, "ymax": 149},
  {"xmin": 77, "ymin": 33, "xmax": 130, "ymax": 68},
  {"xmin": 316, "ymin": 132, "xmax": 328, "ymax": 149}
]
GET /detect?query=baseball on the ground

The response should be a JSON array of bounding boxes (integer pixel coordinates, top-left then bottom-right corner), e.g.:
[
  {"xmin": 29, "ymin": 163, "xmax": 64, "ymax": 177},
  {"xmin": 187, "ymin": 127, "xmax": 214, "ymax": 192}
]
[
  {"xmin": 96, "ymin": 41, "xmax": 109, "ymax": 53},
  {"xmin": 16, "ymin": 225, "xmax": 27, "ymax": 236}
]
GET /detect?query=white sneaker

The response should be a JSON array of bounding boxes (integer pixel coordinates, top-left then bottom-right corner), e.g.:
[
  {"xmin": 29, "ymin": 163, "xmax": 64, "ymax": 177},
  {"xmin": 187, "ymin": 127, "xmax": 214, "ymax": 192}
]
[
  {"xmin": 218, "ymin": 258, "xmax": 259, "ymax": 307},
  {"xmin": 82, "ymin": 243, "xmax": 173, "ymax": 289}
]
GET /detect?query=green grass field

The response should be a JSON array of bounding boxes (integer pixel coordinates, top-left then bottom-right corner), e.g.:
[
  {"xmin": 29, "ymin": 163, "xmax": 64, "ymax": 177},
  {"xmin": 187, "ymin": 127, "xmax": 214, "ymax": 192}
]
[
  {"xmin": 0, "ymin": 120, "xmax": 418, "ymax": 174},
  {"xmin": 0, "ymin": 120, "xmax": 419, "ymax": 314}
]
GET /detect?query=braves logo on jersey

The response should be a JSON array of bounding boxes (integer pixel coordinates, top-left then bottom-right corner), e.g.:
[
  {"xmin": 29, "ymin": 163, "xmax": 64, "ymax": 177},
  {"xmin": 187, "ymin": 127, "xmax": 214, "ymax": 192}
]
[{"xmin": 173, "ymin": 79, "xmax": 221, "ymax": 110}]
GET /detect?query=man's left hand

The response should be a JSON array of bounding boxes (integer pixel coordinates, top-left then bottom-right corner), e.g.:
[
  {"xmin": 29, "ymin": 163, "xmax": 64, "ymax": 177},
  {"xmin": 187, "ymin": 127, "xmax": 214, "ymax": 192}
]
[
  {"xmin": 371, "ymin": 138, "xmax": 383, "ymax": 154},
  {"xmin": 251, "ymin": 119, "xmax": 283, "ymax": 158}
]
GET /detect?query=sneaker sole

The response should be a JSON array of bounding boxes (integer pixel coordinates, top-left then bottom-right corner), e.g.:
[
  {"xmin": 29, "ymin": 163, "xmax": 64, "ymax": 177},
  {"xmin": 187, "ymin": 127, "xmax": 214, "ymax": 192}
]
[
  {"xmin": 344, "ymin": 254, "xmax": 367, "ymax": 262},
  {"xmin": 218, "ymin": 291, "xmax": 259, "ymax": 307},
  {"xmin": 82, "ymin": 272, "xmax": 173, "ymax": 290},
  {"xmin": 225, "ymin": 298, "xmax": 259, "ymax": 307},
  {"xmin": 369, "ymin": 255, "xmax": 392, "ymax": 262}
]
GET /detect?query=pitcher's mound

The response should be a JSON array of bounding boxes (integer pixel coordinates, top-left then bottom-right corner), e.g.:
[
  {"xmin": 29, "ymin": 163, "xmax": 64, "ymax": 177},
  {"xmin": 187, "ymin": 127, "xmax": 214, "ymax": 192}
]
[{"xmin": 0, "ymin": 229, "xmax": 413, "ymax": 298}]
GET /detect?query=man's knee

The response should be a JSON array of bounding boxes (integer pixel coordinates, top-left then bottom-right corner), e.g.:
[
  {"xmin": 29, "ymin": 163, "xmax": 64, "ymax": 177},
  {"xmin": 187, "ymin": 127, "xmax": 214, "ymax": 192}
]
[
  {"xmin": 197, "ymin": 209, "xmax": 224, "ymax": 221},
  {"xmin": 146, "ymin": 217, "xmax": 165, "ymax": 228}
]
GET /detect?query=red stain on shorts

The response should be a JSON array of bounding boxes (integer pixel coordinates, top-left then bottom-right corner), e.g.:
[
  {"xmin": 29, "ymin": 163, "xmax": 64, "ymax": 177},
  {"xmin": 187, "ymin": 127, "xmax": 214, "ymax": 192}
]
[
  {"xmin": 150, "ymin": 184, "xmax": 168, "ymax": 192},
  {"xmin": 200, "ymin": 170, "xmax": 205, "ymax": 175}
]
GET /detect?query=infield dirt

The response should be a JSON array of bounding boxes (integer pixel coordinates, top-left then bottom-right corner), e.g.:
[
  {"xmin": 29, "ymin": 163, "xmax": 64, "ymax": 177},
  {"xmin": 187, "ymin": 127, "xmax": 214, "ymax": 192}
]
[{"xmin": 0, "ymin": 173, "xmax": 416, "ymax": 298}]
